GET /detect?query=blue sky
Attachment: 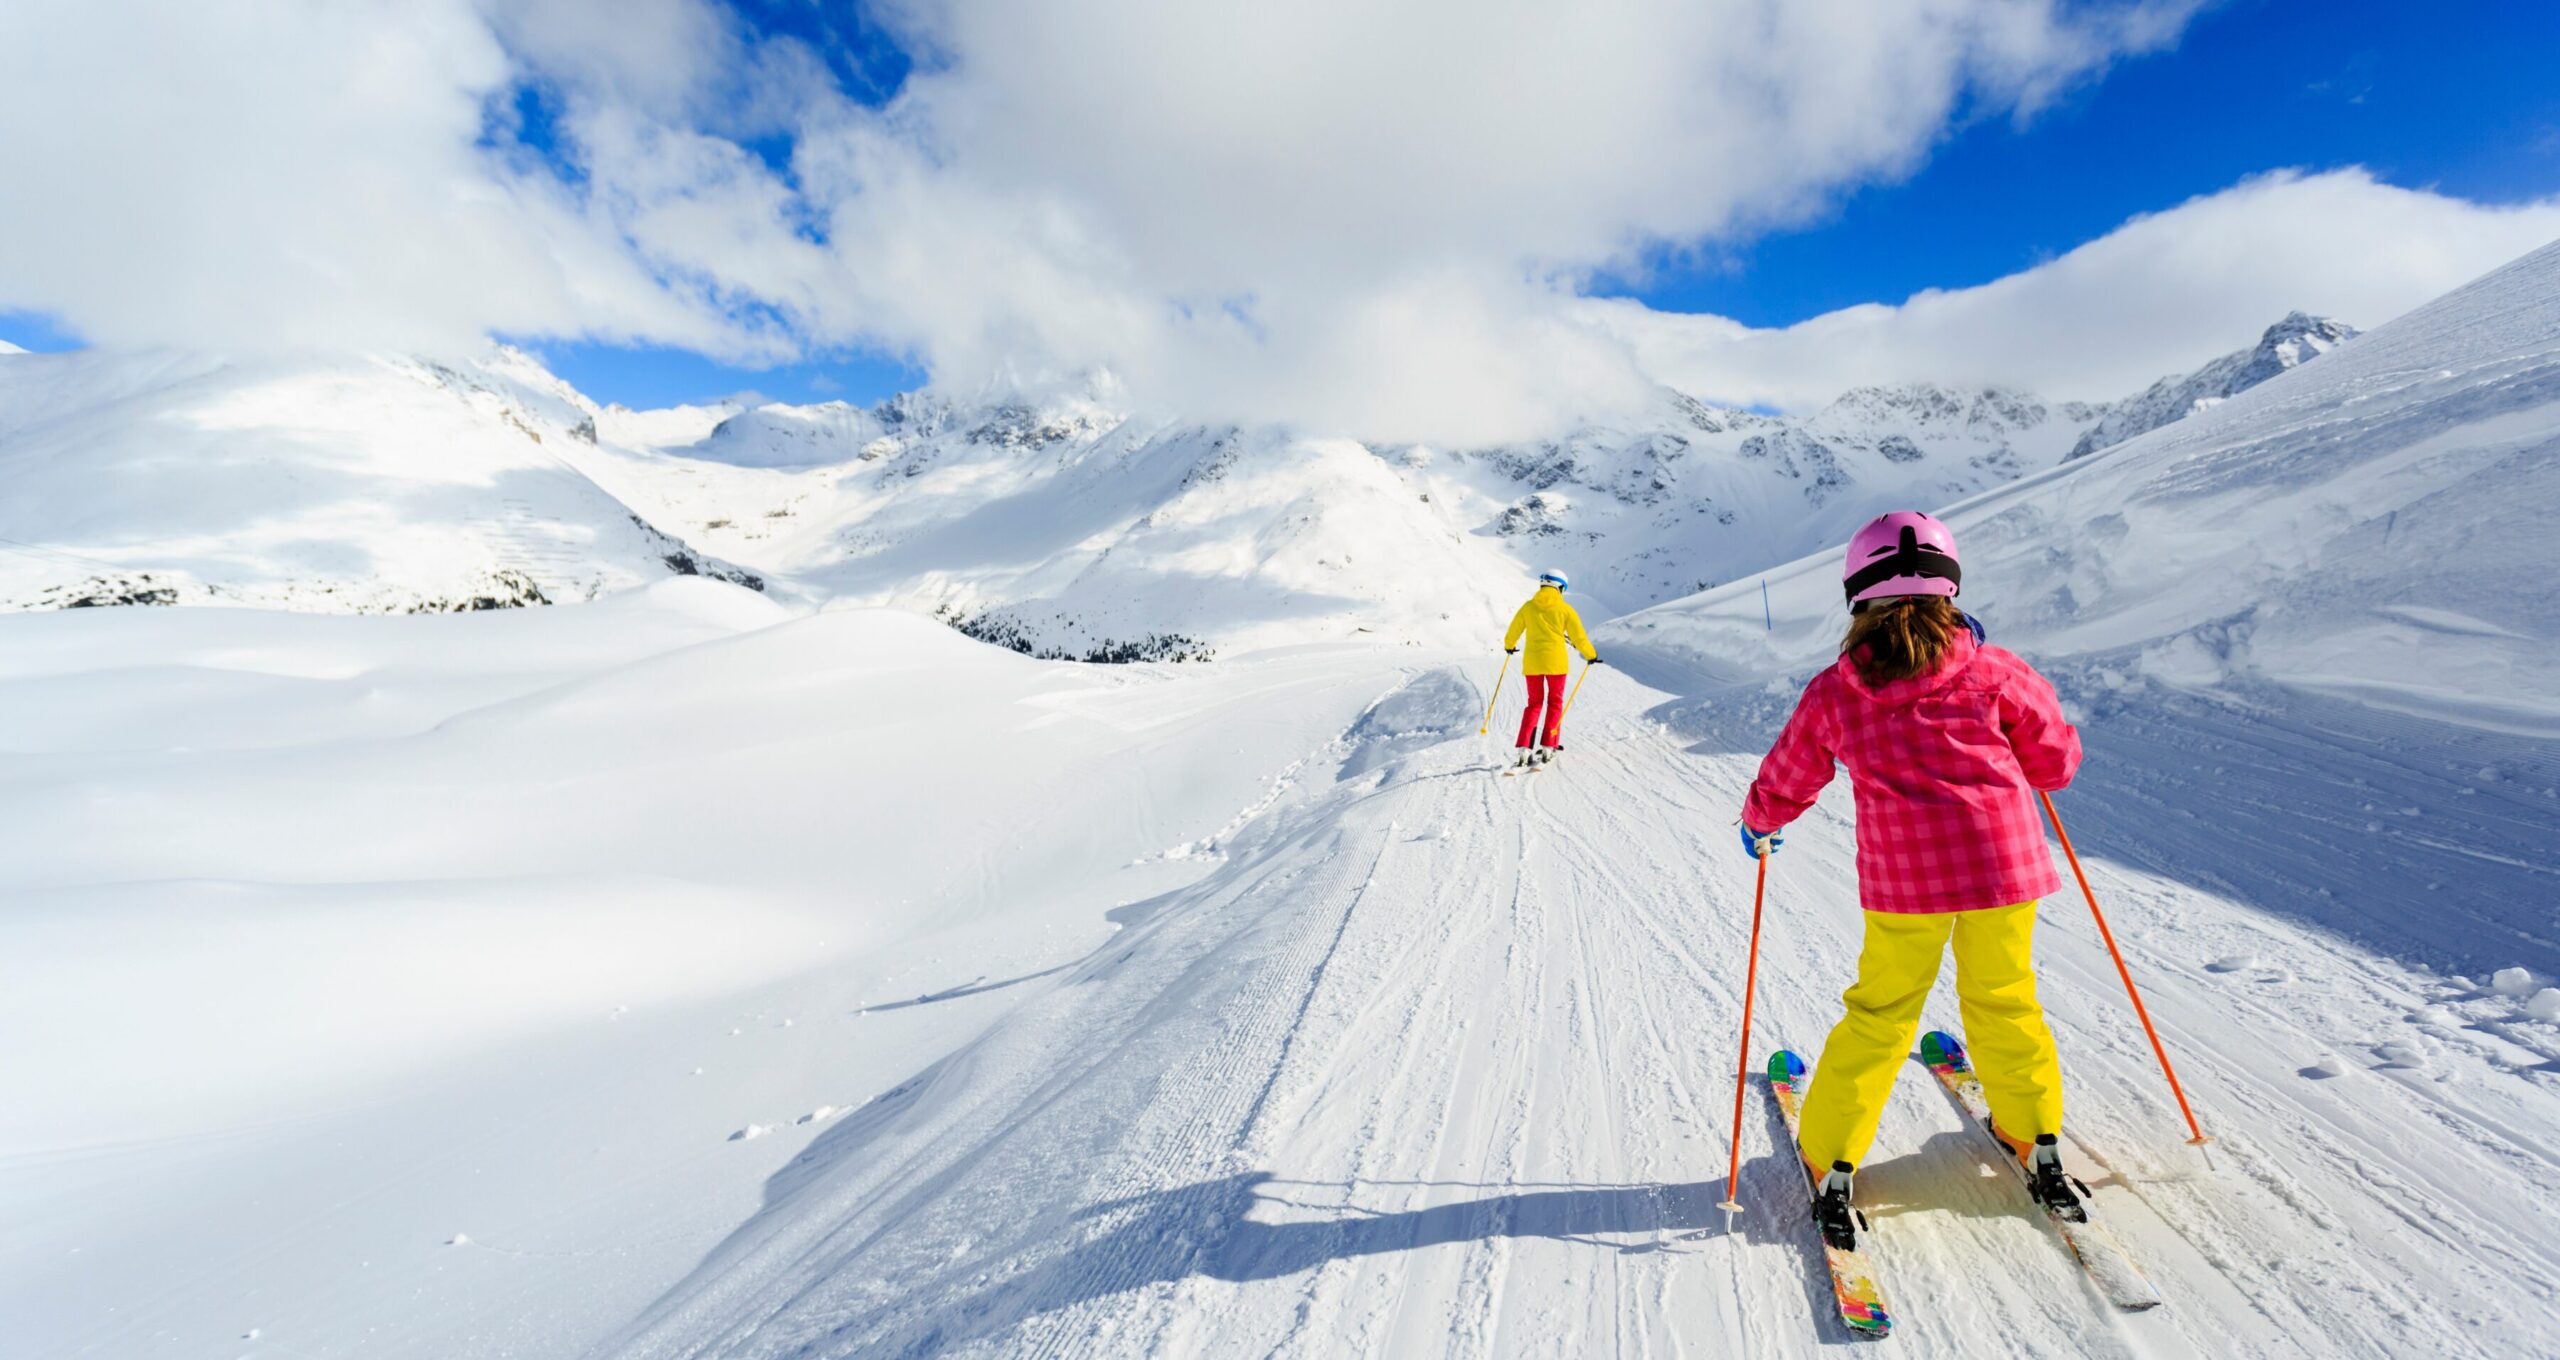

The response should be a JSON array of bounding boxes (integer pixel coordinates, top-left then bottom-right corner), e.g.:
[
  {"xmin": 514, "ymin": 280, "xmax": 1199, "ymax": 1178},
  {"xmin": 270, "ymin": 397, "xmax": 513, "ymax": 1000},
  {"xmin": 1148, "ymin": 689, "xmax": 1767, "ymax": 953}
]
[
  {"xmin": 7, "ymin": 0, "xmax": 2555, "ymax": 413},
  {"xmin": 1597, "ymin": 0, "xmax": 2560, "ymax": 324}
]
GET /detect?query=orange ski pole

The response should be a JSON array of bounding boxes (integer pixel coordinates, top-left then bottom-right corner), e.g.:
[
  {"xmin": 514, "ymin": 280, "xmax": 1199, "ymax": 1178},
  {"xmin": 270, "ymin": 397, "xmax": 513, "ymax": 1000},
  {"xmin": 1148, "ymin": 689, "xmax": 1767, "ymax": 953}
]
[
  {"xmin": 1719, "ymin": 842, "xmax": 1772, "ymax": 1228},
  {"xmin": 2042, "ymin": 790, "xmax": 2212, "ymax": 1153}
]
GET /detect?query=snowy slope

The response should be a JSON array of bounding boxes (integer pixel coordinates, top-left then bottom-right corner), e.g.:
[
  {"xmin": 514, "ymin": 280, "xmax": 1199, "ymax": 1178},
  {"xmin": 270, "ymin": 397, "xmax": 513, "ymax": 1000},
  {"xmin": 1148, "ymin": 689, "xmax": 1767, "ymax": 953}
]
[
  {"xmin": 8, "ymin": 242, "xmax": 2557, "ymax": 1359},
  {"xmin": 0, "ymin": 347, "xmax": 760, "ymax": 613},
  {"xmin": 1607, "ymin": 248, "xmax": 2556, "ymax": 741},
  {"xmin": 595, "ymin": 667, "xmax": 2560, "ymax": 1360},
  {"xmin": 0, "ymin": 584, "xmax": 1411, "ymax": 1358},
  {"xmin": 2067, "ymin": 312, "xmax": 2357, "ymax": 460},
  {"xmin": 579, "ymin": 241, "xmax": 2560, "ymax": 1359},
  {"xmin": 12, "ymin": 605, "xmax": 2551, "ymax": 1359}
]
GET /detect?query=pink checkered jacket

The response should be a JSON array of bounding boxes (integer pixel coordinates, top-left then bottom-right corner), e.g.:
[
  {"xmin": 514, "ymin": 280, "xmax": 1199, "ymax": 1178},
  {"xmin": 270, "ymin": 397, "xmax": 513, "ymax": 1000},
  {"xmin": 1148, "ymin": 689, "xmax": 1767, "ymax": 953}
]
[{"xmin": 1741, "ymin": 628, "xmax": 2080, "ymax": 914}]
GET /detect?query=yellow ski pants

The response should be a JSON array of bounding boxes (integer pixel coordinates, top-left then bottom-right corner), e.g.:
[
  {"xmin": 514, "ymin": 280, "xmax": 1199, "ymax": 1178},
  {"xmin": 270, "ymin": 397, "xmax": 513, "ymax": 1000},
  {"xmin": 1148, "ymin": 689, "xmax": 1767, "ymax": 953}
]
[{"xmin": 1797, "ymin": 900, "xmax": 2063, "ymax": 1170}]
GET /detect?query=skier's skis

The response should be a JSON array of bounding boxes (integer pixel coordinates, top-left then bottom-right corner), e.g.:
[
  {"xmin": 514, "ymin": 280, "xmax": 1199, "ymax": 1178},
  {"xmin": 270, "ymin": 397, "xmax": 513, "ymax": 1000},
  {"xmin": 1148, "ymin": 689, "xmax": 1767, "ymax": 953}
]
[
  {"xmin": 1917, "ymin": 1030, "xmax": 2163, "ymax": 1310},
  {"xmin": 1765, "ymin": 1050, "xmax": 1895, "ymax": 1338}
]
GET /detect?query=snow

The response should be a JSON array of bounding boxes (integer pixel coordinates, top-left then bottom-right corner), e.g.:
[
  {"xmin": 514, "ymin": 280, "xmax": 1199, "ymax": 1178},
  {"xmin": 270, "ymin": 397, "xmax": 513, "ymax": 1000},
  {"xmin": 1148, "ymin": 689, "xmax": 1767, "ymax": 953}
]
[
  {"xmin": 0, "ymin": 348, "xmax": 760, "ymax": 613},
  {"xmin": 2065, "ymin": 312, "xmax": 2357, "ymax": 460},
  {"xmin": 0, "ymin": 315, "xmax": 2318, "ymax": 662},
  {"xmin": 4, "ymin": 236, "xmax": 2559, "ymax": 1356}
]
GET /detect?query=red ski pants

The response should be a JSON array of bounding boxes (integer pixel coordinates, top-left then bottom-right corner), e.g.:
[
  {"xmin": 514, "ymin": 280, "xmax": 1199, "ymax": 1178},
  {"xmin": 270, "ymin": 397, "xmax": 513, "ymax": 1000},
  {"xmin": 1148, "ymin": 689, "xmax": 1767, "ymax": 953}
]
[{"xmin": 1516, "ymin": 672, "xmax": 1567, "ymax": 747}]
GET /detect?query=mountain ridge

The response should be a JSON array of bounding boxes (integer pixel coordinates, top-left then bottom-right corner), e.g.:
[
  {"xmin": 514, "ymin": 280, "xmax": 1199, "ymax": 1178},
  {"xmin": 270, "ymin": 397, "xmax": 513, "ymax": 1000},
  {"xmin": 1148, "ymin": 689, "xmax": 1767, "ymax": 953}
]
[{"xmin": 0, "ymin": 310, "xmax": 2360, "ymax": 655}]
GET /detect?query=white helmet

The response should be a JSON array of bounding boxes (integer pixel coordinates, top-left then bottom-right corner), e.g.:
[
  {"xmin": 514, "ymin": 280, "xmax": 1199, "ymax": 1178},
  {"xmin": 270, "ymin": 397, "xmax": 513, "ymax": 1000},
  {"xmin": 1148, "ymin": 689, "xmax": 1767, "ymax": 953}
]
[{"xmin": 1537, "ymin": 568, "xmax": 1569, "ymax": 592}]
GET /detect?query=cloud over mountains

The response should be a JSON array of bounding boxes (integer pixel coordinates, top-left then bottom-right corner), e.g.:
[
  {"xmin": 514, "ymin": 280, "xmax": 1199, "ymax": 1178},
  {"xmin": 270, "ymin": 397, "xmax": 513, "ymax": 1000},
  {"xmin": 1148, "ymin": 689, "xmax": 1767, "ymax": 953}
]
[{"xmin": 4, "ymin": 1, "xmax": 2554, "ymax": 439}]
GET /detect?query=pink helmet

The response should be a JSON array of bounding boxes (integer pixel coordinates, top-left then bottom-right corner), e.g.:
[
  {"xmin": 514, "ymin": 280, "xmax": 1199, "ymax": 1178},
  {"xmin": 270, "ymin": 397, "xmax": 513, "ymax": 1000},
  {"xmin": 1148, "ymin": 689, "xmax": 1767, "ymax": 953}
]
[{"xmin": 1843, "ymin": 510, "xmax": 1961, "ymax": 609}]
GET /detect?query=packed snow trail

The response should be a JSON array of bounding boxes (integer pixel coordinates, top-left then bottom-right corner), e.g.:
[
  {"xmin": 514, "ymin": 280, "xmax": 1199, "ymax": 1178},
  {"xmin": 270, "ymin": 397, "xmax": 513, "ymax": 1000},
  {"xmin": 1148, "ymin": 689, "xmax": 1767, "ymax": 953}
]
[{"xmin": 609, "ymin": 666, "xmax": 2560, "ymax": 1358}]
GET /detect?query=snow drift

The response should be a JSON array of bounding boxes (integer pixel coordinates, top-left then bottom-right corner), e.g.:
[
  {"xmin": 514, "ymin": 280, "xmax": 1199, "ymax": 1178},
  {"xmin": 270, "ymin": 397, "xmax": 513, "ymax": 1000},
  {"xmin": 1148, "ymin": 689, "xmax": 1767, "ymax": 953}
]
[{"xmin": 0, "ymin": 347, "xmax": 761, "ymax": 613}]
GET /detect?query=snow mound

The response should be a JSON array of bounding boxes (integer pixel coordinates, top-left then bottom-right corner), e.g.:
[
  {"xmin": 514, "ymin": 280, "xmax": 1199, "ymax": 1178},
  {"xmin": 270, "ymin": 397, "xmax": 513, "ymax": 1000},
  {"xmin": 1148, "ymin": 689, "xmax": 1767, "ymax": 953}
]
[{"xmin": 0, "ymin": 347, "xmax": 763, "ymax": 613}]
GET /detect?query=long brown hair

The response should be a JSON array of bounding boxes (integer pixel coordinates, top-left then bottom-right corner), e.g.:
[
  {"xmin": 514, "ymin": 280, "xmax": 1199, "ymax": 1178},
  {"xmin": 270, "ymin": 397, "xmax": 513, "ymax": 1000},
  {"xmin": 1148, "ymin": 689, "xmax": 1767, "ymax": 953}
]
[{"xmin": 1841, "ymin": 596, "xmax": 1964, "ymax": 686}]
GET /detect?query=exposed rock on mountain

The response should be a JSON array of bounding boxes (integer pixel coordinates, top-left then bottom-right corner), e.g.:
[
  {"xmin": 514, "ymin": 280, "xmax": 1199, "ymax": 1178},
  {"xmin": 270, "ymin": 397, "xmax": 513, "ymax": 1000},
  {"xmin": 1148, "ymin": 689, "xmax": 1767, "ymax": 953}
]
[{"xmin": 2069, "ymin": 312, "xmax": 2358, "ymax": 460}]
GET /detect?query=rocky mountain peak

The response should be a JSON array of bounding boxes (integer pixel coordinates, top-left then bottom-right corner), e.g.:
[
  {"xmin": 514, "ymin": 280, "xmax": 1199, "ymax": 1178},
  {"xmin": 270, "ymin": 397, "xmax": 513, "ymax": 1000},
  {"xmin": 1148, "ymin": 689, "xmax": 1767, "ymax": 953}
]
[{"xmin": 2067, "ymin": 313, "xmax": 2358, "ymax": 461}]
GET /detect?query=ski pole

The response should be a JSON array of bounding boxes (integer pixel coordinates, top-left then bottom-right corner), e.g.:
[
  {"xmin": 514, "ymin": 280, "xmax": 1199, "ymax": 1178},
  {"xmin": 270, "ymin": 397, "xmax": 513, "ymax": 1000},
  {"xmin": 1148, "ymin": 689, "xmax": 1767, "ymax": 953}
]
[
  {"xmin": 1477, "ymin": 653, "xmax": 1512, "ymax": 735},
  {"xmin": 1560, "ymin": 660, "xmax": 1593, "ymax": 718},
  {"xmin": 2041, "ymin": 790, "xmax": 2212, "ymax": 1156},
  {"xmin": 1719, "ymin": 841, "xmax": 1772, "ymax": 1229}
]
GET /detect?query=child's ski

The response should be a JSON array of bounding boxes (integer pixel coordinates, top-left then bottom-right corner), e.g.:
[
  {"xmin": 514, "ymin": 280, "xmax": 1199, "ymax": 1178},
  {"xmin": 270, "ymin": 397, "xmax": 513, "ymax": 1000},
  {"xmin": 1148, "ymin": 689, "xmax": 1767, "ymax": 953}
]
[
  {"xmin": 1917, "ymin": 1030, "xmax": 2163, "ymax": 1310},
  {"xmin": 1766, "ymin": 1050, "xmax": 1895, "ymax": 1338}
]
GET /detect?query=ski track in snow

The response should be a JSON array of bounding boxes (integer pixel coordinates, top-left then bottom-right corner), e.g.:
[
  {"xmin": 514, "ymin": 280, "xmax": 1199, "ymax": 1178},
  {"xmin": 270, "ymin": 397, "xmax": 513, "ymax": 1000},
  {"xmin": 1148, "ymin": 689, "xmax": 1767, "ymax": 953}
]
[{"xmin": 605, "ymin": 670, "xmax": 2560, "ymax": 1359}]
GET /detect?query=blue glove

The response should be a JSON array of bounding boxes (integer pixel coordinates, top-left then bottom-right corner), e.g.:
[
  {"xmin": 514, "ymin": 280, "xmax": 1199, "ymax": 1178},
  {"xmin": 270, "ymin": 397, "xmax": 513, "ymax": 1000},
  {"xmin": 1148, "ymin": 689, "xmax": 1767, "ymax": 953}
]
[{"xmin": 1738, "ymin": 824, "xmax": 1783, "ymax": 859}]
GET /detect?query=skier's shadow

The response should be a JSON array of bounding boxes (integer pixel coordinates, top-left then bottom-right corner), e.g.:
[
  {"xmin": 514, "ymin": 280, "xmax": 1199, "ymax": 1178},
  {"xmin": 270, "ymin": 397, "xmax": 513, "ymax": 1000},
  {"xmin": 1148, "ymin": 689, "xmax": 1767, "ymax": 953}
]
[{"xmin": 875, "ymin": 1094, "xmax": 1889, "ymax": 1353}]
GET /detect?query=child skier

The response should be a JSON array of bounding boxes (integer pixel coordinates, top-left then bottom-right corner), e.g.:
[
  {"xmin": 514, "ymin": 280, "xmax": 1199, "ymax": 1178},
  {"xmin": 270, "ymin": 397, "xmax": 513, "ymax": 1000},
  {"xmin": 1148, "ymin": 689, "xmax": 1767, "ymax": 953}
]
[
  {"xmin": 1501, "ymin": 569, "xmax": 1600, "ymax": 768},
  {"xmin": 1738, "ymin": 511, "xmax": 2083, "ymax": 1249}
]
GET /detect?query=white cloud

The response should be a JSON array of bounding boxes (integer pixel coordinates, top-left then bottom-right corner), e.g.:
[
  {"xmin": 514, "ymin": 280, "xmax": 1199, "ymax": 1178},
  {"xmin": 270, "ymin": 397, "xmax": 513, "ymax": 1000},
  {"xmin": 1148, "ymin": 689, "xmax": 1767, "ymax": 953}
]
[
  {"xmin": 762, "ymin": 0, "xmax": 2210, "ymax": 439},
  {"xmin": 52, "ymin": 1, "xmax": 2539, "ymax": 444},
  {"xmin": 1582, "ymin": 169, "xmax": 2560, "ymax": 410},
  {"xmin": 0, "ymin": 0, "xmax": 770, "ymax": 358}
]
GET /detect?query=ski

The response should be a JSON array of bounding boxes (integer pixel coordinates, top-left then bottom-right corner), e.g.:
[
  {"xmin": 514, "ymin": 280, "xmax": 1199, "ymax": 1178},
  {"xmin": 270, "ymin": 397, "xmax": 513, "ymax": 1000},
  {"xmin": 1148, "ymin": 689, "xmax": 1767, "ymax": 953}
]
[
  {"xmin": 1917, "ymin": 1030, "xmax": 2163, "ymax": 1310},
  {"xmin": 1765, "ymin": 1050, "xmax": 1895, "ymax": 1338}
]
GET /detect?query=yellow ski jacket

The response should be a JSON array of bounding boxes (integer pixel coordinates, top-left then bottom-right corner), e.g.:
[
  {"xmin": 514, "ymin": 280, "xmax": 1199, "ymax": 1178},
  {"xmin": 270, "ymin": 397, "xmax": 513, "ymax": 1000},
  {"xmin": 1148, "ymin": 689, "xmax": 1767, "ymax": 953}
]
[{"xmin": 1503, "ymin": 586, "xmax": 1597, "ymax": 675}]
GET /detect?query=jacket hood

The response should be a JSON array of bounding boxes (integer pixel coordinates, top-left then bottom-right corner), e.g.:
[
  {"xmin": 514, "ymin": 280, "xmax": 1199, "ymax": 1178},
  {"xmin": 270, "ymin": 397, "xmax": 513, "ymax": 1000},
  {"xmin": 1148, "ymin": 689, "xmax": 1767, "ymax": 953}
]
[{"xmin": 1838, "ymin": 627, "xmax": 1981, "ymax": 709}]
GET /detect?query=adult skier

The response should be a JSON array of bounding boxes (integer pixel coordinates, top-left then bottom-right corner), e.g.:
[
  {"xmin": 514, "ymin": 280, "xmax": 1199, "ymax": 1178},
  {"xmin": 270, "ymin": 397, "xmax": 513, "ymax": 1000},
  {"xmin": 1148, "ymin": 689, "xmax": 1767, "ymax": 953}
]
[
  {"xmin": 1737, "ymin": 511, "xmax": 2084, "ymax": 1244},
  {"xmin": 1501, "ymin": 569, "xmax": 1599, "ymax": 768}
]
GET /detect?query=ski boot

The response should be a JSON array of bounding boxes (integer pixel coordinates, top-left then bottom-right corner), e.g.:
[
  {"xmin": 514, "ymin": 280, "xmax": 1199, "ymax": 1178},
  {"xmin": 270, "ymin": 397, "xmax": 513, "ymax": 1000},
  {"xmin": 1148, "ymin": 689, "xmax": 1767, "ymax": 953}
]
[
  {"xmin": 1996, "ymin": 1125, "xmax": 2091, "ymax": 1222},
  {"xmin": 1511, "ymin": 746, "xmax": 1537, "ymax": 770},
  {"xmin": 1810, "ymin": 1160, "xmax": 1862, "ymax": 1251},
  {"xmin": 1536, "ymin": 743, "xmax": 1561, "ymax": 766}
]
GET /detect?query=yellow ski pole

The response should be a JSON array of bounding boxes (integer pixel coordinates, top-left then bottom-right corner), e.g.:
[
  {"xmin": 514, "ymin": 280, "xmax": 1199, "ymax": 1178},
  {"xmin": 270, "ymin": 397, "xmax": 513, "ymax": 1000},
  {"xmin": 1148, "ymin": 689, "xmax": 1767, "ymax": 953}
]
[
  {"xmin": 1477, "ymin": 652, "xmax": 1513, "ymax": 735},
  {"xmin": 1561, "ymin": 658, "xmax": 1594, "ymax": 717}
]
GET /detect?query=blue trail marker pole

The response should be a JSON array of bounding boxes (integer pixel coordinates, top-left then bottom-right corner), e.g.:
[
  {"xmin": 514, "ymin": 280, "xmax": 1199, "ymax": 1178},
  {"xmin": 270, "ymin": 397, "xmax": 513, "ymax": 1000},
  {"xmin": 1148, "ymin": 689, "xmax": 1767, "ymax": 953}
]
[{"xmin": 1761, "ymin": 578, "xmax": 1772, "ymax": 632}]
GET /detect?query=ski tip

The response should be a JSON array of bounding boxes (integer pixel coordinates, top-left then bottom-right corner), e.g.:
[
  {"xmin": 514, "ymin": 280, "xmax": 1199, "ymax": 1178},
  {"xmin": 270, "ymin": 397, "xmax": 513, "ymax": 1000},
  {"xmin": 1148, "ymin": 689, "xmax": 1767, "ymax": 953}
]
[
  {"xmin": 1766, "ymin": 1050, "xmax": 1807, "ymax": 1083},
  {"xmin": 1920, "ymin": 1029, "xmax": 1965, "ymax": 1066},
  {"xmin": 1836, "ymin": 1290, "xmax": 1894, "ymax": 1337}
]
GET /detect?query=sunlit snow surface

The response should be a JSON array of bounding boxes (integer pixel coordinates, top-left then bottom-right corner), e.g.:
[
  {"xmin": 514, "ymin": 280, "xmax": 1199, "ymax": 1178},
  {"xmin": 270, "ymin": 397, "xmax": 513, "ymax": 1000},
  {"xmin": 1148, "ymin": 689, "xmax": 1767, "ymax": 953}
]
[{"xmin": 3, "ymin": 241, "xmax": 2558, "ymax": 1358}]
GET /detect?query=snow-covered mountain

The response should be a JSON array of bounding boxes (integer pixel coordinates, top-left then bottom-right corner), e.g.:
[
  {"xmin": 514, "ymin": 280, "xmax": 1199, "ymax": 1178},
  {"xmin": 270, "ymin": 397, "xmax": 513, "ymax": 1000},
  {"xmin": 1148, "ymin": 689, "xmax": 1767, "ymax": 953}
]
[
  {"xmin": 585, "ymin": 374, "xmax": 2116, "ymax": 659},
  {"xmin": 0, "ymin": 347, "xmax": 762, "ymax": 613},
  {"xmin": 0, "ymin": 311, "xmax": 2344, "ymax": 658},
  {"xmin": 1605, "ymin": 280, "xmax": 2531, "ymax": 731},
  {"xmin": 2066, "ymin": 311, "xmax": 2357, "ymax": 460},
  {"xmin": 567, "ymin": 319, "xmax": 2352, "ymax": 657}
]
